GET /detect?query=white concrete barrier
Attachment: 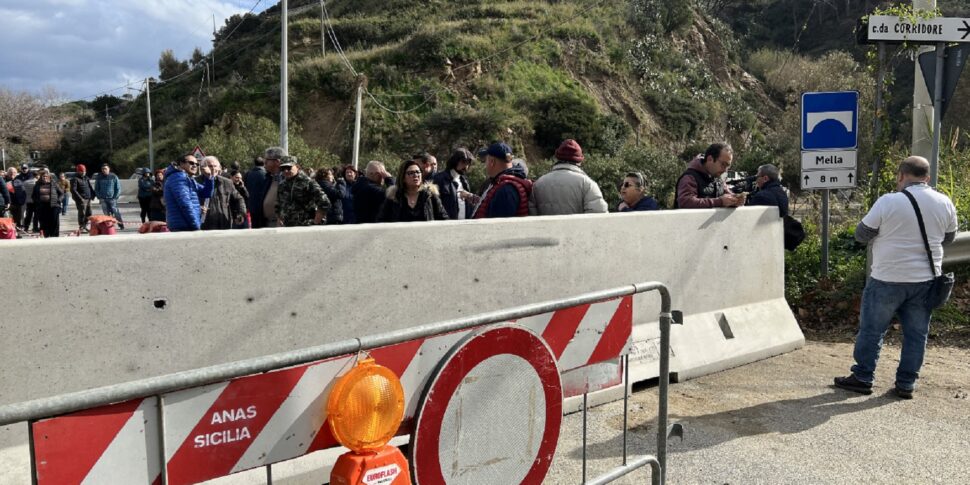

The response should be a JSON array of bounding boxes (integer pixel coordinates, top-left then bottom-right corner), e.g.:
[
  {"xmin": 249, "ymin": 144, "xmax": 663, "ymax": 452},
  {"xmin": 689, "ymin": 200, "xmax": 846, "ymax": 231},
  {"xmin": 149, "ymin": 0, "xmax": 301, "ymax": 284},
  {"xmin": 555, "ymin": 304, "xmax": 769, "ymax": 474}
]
[
  {"xmin": 0, "ymin": 207, "xmax": 803, "ymax": 481},
  {"xmin": 118, "ymin": 179, "xmax": 138, "ymax": 203}
]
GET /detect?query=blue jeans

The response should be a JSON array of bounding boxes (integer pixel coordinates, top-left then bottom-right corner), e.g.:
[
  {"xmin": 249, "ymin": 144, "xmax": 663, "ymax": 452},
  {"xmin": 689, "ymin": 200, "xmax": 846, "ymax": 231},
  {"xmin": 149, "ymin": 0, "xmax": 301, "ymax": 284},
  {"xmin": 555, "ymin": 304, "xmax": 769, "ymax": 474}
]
[
  {"xmin": 851, "ymin": 277, "xmax": 933, "ymax": 391},
  {"xmin": 99, "ymin": 199, "xmax": 124, "ymax": 224}
]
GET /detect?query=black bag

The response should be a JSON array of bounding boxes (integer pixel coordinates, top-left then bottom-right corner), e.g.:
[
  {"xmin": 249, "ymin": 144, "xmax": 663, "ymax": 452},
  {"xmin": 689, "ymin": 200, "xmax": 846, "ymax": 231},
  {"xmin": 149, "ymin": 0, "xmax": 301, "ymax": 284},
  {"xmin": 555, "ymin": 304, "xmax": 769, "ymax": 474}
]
[
  {"xmin": 783, "ymin": 214, "xmax": 806, "ymax": 251},
  {"xmin": 901, "ymin": 189, "xmax": 955, "ymax": 310}
]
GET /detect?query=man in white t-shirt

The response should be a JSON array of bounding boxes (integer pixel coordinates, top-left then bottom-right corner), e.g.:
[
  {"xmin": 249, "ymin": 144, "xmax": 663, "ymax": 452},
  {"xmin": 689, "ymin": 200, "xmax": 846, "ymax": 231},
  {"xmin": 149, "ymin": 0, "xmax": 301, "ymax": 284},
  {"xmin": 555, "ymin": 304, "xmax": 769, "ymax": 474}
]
[{"xmin": 835, "ymin": 156, "xmax": 958, "ymax": 399}]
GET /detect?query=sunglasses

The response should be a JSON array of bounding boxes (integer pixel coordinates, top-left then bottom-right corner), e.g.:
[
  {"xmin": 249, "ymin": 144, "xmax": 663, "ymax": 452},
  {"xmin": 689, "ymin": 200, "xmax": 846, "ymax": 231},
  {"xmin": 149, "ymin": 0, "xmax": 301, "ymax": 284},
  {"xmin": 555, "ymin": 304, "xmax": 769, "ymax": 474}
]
[
  {"xmin": 183, "ymin": 161, "xmax": 199, "ymax": 167},
  {"xmin": 405, "ymin": 170, "xmax": 422, "ymax": 176},
  {"xmin": 621, "ymin": 182, "xmax": 640, "ymax": 188}
]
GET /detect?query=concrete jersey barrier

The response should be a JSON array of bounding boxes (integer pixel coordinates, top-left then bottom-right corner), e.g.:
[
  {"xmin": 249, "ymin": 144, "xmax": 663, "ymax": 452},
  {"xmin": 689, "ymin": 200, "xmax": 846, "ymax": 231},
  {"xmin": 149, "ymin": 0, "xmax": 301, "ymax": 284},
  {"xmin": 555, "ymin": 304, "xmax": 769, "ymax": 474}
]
[
  {"xmin": 0, "ymin": 206, "xmax": 799, "ymax": 406},
  {"xmin": 0, "ymin": 207, "xmax": 804, "ymax": 483}
]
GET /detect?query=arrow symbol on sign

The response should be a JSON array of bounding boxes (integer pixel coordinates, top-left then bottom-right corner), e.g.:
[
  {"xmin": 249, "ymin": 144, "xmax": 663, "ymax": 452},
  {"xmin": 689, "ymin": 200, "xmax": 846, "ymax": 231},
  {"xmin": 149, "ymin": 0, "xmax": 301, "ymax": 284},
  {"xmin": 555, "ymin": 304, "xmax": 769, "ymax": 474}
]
[
  {"xmin": 848, "ymin": 173, "xmax": 854, "ymax": 182},
  {"xmin": 960, "ymin": 20, "xmax": 970, "ymax": 40},
  {"xmin": 804, "ymin": 175, "xmax": 810, "ymax": 184}
]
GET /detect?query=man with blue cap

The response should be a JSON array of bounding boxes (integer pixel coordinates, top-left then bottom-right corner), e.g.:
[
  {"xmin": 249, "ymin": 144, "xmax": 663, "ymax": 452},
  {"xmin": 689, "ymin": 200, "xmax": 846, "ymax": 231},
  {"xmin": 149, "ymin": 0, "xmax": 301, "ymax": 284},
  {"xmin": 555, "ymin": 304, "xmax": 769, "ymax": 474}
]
[{"xmin": 472, "ymin": 142, "xmax": 532, "ymax": 218}]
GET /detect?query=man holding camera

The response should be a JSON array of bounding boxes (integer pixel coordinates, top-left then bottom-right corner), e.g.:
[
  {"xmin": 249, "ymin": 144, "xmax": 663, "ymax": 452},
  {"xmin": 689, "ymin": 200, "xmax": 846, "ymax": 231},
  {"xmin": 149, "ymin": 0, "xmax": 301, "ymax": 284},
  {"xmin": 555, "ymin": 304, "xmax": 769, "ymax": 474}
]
[
  {"xmin": 675, "ymin": 143, "xmax": 745, "ymax": 209},
  {"xmin": 747, "ymin": 164, "xmax": 789, "ymax": 217}
]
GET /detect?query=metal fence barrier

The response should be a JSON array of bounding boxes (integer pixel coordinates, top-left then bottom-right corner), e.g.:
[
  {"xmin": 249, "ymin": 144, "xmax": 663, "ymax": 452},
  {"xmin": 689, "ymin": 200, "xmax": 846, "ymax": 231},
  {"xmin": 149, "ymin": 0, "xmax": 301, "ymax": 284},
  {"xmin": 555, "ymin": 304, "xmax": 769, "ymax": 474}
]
[
  {"xmin": 0, "ymin": 281, "xmax": 678, "ymax": 485},
  {"xmin": 943, "ymin": 231, "xmax": 970, "ymax": 266}
]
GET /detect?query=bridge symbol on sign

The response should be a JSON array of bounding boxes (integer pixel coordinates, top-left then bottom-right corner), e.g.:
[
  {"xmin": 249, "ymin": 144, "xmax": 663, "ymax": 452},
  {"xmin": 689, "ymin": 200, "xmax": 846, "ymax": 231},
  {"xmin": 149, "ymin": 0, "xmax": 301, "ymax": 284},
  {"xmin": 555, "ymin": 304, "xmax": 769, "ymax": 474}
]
[
  {"xmin": 805, "ymin": 111, "xmax": 855, "ymax": 134},
  {"xmin": 801, "ymin": 91, "xmax": 859, "ymax": 151}
]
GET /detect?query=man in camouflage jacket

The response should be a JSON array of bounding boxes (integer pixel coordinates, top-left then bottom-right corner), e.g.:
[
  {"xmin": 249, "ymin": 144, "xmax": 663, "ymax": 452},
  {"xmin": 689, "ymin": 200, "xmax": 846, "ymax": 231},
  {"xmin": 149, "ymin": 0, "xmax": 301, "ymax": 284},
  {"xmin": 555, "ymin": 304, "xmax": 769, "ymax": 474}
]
[{"xmin": 277, "ymin": 157, "xmax": 331, "ymax": 226}]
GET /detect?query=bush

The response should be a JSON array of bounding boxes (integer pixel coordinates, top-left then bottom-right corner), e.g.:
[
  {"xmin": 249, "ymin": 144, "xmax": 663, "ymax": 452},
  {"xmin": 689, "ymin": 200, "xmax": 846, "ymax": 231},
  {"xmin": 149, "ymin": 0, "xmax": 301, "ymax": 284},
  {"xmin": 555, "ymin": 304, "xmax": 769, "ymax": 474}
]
[
  {"xmin": 644, "ymin": 91, "xmax": 706, "ymax": 140},
  {"xmin": 628, "ymin": 0, "xmax": 693, "ymax": 35},
  {"xmin": 397, "ymin": 28, "xmax": 493, "ymax": 69},
  {"xmin": 188, "ymin": 113, "xmax": 337, "ymax": 168},
  {"xmin": 531, "ymin": 90, "xmax": 601, "ymax": 155},
  {"xmin": 420, "ymin": 103, "xmax": 524, "ymax": 152}
]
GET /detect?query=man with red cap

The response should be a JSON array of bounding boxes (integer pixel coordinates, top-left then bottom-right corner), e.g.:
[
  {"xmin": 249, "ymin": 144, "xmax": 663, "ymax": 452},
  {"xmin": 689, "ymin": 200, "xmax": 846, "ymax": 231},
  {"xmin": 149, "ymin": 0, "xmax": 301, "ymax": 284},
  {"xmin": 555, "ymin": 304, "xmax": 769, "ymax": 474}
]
[
  {"xmin": 529, "ymin": 139, "xmax": 607, "ymax": 215},
  {"xmin": 70, "ymin": 164, "xmax": 95, "ymax": 230}
]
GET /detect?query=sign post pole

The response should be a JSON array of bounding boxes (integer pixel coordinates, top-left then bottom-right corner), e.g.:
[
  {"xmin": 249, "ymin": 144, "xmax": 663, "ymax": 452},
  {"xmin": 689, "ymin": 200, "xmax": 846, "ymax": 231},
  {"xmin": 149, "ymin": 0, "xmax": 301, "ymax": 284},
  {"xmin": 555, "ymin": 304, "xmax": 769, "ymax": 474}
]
[
  {"xmin": 930, "ymin": 42, "xmax": 945, "ymax": 186},
  {"xmin": 870, "ymin": 42, "xmax": 887, "ymax": 192},
  {"xmin": 821, "ymin": 190, "xmax": 830, "ymax": 276}
]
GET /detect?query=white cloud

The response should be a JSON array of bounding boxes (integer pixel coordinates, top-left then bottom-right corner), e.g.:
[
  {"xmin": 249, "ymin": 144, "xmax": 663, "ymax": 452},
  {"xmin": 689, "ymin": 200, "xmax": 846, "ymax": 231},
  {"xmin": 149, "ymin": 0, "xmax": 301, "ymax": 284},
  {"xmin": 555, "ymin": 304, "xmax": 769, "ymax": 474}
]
[{"xmin": 0, "ymin": 0, "xmax": 266, "ymax": 100}]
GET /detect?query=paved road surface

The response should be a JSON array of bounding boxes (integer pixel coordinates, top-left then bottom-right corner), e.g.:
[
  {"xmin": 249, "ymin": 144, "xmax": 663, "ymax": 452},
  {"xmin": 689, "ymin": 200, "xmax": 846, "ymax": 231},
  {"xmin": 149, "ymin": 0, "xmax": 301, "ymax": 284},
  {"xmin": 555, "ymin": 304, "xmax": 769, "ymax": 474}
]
[
  {"xmin": 548, "ymin": 341, "xmax": 970, "ymax": 484},
  {"xmin": 13, "ymin": 201, "xmax": 163, "ymax": 237}
]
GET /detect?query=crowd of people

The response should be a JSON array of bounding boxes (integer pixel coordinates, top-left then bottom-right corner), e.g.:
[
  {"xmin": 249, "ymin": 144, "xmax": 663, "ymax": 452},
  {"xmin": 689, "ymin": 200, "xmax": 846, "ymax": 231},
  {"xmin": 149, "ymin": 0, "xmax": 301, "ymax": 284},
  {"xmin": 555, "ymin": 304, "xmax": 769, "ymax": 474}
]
[
  {"xmin": 1, "ymin": 140, "xmax": 793, "ymax": 237},
  {"xmin": 2, "ymin": 139, "xmax": 961, "ymax": 400}
]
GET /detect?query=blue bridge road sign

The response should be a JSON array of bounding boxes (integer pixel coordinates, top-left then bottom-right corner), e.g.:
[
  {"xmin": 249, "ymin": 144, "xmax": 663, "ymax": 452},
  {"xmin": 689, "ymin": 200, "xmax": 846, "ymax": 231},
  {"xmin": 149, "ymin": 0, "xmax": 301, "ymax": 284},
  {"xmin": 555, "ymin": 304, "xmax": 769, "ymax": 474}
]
[{"xmin": 801, "ymin": 91, "xmax": 859, "ymax": 151}]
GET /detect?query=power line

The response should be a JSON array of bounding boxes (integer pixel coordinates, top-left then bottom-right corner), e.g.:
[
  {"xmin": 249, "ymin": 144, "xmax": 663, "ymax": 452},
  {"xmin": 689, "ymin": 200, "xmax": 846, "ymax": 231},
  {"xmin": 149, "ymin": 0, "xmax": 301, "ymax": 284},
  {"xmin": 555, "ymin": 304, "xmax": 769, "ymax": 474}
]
[
  {"xmin": 68, "ymin": 1, "xmax": 295, "ymax": 104},
  {"xmin": 320, "ymin": 0, "xmax": 357, "ymax": 76},
  {"xmin": 218, "ymin": 0, "xmax": 264, "ymax": 44}
]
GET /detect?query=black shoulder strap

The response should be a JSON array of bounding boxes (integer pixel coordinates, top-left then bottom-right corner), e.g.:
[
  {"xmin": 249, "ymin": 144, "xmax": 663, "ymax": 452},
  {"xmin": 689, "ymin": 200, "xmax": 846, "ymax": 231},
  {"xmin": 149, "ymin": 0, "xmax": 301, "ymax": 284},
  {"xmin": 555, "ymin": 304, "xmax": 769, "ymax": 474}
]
[{"xmin": 901, "ymin": 189, "xmax": 938, "ymax": 277}]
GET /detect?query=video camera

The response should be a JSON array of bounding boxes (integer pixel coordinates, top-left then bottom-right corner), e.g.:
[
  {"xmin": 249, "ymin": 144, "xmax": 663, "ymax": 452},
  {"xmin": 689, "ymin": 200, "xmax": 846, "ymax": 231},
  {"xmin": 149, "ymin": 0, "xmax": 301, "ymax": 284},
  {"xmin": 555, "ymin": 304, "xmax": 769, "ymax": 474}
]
[{"xmin": 726, "ymin": 175, "xmax": 758, "ymax": 195}]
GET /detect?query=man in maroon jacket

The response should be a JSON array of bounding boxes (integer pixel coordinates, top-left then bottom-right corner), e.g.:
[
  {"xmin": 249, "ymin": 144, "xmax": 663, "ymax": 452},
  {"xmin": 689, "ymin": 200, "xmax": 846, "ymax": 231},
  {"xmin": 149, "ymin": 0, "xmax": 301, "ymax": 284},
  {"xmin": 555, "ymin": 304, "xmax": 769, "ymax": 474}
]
[{"xmin": 674, "ymin": 143, "xmax": 746, "ymax": 209}]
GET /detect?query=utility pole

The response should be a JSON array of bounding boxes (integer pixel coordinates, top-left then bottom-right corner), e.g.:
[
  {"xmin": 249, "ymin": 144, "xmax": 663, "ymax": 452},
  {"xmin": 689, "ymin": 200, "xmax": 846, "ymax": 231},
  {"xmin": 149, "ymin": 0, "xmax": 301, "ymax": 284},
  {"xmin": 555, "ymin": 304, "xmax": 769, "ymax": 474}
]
[
  {"xmin": 105, "ymin": 106, "xmax": 113, "ymax": 159},
  {"xmin": 352, "ymin": 75, "xmax": 366, "ymax": 171},
  {"xmin": 280, "ymin": 0, "xmax": 289, "ymax": 152},
  {"xmin": 319, "ymin": 0, "xmax": 326, "ymax": 56},
  {"xmin": 912, "ymin": 0, "xmax": 936, "ymax": 163},
  {"xmin": 145, "ymin": 78, "xmax": 155, "ymax": 171},
  {"xmin": 1, "ymin": 147, "xmax": 6, "ymax": 171},
  {"xmin": 212, "ymin": 14, "xmax": 217, "ymax": 82}
]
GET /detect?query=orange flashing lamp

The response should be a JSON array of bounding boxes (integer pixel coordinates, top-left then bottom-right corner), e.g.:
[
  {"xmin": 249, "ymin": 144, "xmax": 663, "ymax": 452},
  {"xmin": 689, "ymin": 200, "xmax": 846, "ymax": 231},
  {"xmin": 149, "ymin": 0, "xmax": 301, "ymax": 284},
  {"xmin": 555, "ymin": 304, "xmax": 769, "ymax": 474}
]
[{"xmin": 328, "ymin": 358, "xmax": 411, "ymax": 485}]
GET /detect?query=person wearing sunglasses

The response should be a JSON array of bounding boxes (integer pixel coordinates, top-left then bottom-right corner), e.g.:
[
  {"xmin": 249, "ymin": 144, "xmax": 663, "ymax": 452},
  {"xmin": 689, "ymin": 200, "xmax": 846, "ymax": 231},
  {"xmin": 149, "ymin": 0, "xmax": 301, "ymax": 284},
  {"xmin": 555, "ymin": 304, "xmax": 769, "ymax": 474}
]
[
  {"xmin": 163, "ymin": 154, "xmax": 214, "ymax": 232},
  {"xmin": 377, "ymin": 159, "xmax": 448, "ymax": 223},
  {"xmin": 618, "ymin": 172, "xmax": 658, "ymax": 212}
]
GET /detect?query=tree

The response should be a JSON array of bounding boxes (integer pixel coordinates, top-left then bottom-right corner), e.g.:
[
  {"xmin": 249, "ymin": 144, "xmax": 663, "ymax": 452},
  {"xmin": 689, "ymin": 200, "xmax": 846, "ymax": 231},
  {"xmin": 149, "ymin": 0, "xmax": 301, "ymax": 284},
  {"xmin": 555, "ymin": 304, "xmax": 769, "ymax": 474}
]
[
  {"xmin": 191, "ymin": 47, "xmax": 206, "ymax": 67},
  {"xmin": 90, "ymin": 95, "xmax": 124, "ymax": 117},
  {"xmin": 0, "ymin": 87, "xmax": 59, "ymax": 149},
  {"xmin": 158, "ymin": 49, "xmax": 189, "ymax": 80}
]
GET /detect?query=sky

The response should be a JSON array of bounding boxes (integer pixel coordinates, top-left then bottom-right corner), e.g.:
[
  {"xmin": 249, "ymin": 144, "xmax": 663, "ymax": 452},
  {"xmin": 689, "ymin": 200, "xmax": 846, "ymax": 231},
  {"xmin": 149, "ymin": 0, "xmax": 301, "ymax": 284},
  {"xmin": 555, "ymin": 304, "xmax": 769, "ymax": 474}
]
[{"xmin": 0, "ymin": 0, "xmax": 273, "ymax": 102}]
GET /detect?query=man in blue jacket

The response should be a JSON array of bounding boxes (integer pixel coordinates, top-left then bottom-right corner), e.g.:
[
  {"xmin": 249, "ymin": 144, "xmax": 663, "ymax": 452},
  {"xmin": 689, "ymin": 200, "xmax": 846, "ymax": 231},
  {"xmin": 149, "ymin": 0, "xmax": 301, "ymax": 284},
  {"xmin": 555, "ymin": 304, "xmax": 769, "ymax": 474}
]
[
  {"xmin": 164, "ymin": 155, "xmax": 214, "ymax": 232},
  {"xmin": 94, "ymin": 163, "xmax": 125, "ymax": 230},
  {"xmin": 472, "ymin": 142, "xmax": 532, "ymax": 218}
]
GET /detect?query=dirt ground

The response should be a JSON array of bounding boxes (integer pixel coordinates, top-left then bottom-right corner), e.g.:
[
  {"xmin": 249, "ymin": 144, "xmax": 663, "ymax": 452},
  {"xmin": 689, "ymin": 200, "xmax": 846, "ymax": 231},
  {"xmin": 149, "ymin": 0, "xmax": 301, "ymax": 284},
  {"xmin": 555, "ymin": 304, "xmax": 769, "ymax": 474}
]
[{"xmin": 548, "ymin": 341, "xmax": 970, "ymax": 484}]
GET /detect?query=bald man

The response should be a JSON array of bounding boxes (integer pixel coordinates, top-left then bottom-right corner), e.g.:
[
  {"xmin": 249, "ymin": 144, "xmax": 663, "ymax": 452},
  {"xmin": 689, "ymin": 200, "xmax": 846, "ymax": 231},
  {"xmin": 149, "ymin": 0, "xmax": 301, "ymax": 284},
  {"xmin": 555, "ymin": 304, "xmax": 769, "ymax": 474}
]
[{"xmin": 835, "ymin": 156, "xmax": 958, "ymax": 400}]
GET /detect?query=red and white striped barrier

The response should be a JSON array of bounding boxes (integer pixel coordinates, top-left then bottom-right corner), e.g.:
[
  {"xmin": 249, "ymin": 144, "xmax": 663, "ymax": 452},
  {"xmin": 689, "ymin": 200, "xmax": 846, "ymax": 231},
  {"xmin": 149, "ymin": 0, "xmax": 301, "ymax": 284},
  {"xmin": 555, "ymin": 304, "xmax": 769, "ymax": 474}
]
[{"xmin": 30, "ymin": 296, "xmax": 632, "ymax": 485}]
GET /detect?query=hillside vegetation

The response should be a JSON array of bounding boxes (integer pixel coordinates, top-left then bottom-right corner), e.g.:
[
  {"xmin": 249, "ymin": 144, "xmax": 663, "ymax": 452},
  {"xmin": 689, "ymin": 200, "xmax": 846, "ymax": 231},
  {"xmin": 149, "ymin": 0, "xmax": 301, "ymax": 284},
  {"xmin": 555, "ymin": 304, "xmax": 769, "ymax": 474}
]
[
  {"xmin": 51, "ymin": 0, "xmax": 779, "ymax": 205},
  {"xmin": 47, "ymin": 0, "xmax": 970, "ymax": 207}
]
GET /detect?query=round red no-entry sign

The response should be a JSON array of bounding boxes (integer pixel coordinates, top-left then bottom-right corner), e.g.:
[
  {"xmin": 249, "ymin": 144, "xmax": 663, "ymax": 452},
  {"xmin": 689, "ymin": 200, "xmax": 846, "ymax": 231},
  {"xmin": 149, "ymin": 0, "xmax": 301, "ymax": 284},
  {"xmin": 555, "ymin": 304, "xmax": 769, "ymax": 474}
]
[{"xmin": 410, "ymin": 324, "xmax": 562, "ymax": 485}]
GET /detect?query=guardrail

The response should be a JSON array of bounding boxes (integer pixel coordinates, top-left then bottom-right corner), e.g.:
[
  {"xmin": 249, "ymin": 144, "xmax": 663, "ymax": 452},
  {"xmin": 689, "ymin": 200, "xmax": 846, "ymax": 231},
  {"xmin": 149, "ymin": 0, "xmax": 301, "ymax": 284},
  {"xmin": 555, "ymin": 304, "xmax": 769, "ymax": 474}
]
[
  {"xmin": 943, "ymin": 231, "xmax": 970, "ymax": 266},
  {"xmin": 0, "ymin": 281, "xmax": 679, "ymax": 485}
]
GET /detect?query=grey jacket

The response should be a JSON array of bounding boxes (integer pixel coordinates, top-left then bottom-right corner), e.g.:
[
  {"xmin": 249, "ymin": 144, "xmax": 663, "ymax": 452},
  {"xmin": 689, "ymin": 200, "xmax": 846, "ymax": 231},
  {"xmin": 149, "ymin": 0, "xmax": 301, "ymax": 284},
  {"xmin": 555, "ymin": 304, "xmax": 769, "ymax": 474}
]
[
  {"xmin": 197, "ymin": 175, "xmax": 246, "ymax": 230},
  {"xmin": 528, "ymin": 163, "xmax": 608, "ymax": 215}
]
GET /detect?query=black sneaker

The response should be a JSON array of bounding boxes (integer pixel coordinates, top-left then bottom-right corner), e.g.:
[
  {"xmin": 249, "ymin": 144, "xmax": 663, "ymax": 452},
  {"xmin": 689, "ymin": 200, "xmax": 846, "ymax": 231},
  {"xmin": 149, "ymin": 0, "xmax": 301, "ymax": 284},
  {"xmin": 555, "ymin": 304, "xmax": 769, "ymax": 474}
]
[
  {"xmin": 893, "ymin": 387, "xmax": 914, "ymax": 400},
  {"xmin": 118, "ymin": 223, "xmax": 125, "ymax": 230},
  {"xmin": 834, "ymin": 375, "xmax": 873, "ymax": 395}
]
